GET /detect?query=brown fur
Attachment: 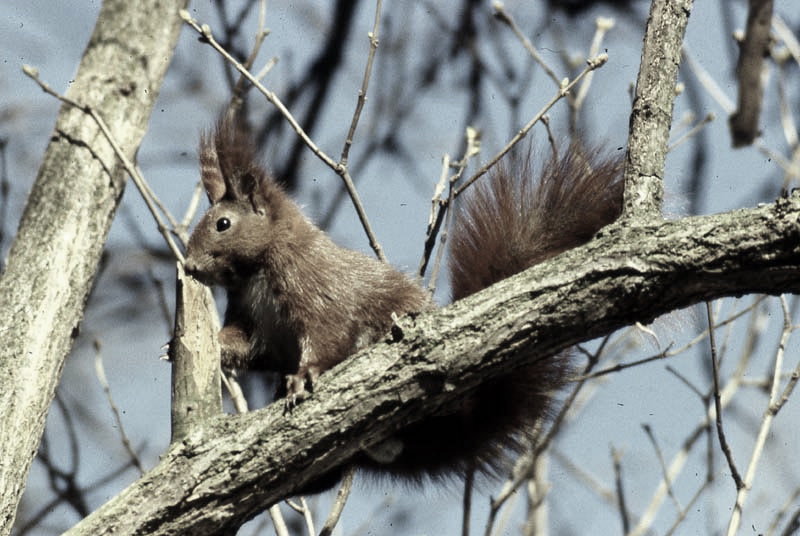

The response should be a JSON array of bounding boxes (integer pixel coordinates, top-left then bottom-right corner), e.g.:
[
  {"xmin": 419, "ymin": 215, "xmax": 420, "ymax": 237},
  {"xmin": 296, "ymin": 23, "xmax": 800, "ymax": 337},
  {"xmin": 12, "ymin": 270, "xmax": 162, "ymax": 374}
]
[
  {"xmin": 185, "ymin": 119, "xmax": 430, "ymax": 403},
  {"xmin": 184, "ymin": 118, "xmax": 624, "ymax": 485}
]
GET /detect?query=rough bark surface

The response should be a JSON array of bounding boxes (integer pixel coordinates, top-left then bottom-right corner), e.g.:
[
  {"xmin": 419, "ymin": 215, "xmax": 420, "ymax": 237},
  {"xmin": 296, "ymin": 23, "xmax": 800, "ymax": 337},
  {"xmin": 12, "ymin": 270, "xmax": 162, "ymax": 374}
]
[
  {"xmin": 0, "ymin": 0, "xmax": 188, "ymax": 532},
  {"xmin": 64, "ymin": 192, "xmax": 800, "ymax": 535},
  {"xmin": 170, "ymin": 264, "xmax": 223, "ymax": 442},
  {"xmin": 624, "ymin": 0, "xmax": 693, "ymax": 218}
]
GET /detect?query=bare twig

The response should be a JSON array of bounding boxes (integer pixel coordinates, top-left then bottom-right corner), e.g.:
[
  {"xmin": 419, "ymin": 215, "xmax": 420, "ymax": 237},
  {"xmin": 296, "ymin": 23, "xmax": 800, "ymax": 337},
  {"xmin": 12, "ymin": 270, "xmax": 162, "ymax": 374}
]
[
  {"xmin": 611, "ymin": 447, "xmax": 630, "ymax": 534},
  {"xmin": 22, "ymin": 66, "xmax": 186, "ymax": 262},
  {"xmin": 340, "ymin": 0, "xmax": 383, "ymax": 166},
  {"xmin": 630, "ymin": 339, "xmax": 751, "ymax": 536},
  {"xmin": 766, "ymin": 483, "xmax": 800, "ymax": 535},
  {"xmin": 462, "ymin": 468, "xmax": 473, "ymax": 536},
  {"xmin": 319, "ymin": 466, "xmax": 355, "ymax": 536},
  {"xmin": 267, "ymin": 505, "xmax": 289, "ymax": 536},
  {"xmin": 227, "ymin": 0, "xmax": 271, "ymax": 115},
  {"xmin": 574, "ymin": 345, "xmax": 672, "ymax": 381},
  {"xmin": 682, "ymin": 46, "xmax": 736, "ymax": 114},
  {"xmin": 571, "ymin": 17, "xmax": 615, "ymax": 133},
  {"xmin": 454, "ymin": 54, "xmax": 608, "ymax": 197},
  {"xmin": 664, "ymin": 480, "xmax": 713, "ymax": 536},
  {"xmin": 770, "ymin": 298, "xmax": 800, "ymax": 414},
  {"xmin": 668, "ymin": 113, "xmax": 715, "ymax": 152},
  {"xmin": 94, "ymin": 341, "xmax": 144, "ymax": 474},
  {"xmin": 706, "ymin": 301, "xmax": 744, "ymax": 491},
  {"xmin": 727, "ymin": 296, "xmax": 798, "ymax": 536},
  {"xmin": 492, "ymin": 2, "xmax": 561, "ymax": 87},
  {"xmin": 419, "ymin": 127, "xmax": 480, "ymax": 286},
  {"xmin": 642, "ymin": 424, "xmax": 680, "ymax": 511},
  {"xmin": 180, "ymin": 10, "xmax": 387, "ymax": 261}
]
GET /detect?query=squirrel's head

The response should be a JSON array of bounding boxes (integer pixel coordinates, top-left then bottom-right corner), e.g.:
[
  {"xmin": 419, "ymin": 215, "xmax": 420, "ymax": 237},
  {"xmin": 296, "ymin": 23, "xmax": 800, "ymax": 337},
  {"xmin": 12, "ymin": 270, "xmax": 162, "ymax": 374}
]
[{"xmin": 184, "ymin": 117, "xmax": 287, "ymax": 288}]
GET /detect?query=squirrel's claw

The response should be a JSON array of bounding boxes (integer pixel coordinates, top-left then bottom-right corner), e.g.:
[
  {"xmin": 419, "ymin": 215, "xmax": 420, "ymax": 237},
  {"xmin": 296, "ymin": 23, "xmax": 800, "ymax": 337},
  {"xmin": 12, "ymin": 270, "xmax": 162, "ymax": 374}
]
[{"xmin": 283, "ymin": 366, "xmax": 320, "ymax": 411}]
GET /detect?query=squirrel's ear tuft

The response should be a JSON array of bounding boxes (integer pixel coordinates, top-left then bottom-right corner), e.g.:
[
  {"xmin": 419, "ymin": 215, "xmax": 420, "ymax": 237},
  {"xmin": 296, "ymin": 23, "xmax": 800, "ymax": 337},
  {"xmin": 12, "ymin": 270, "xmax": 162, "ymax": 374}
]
[
  {"xmin": 199, "ymin": 114, "xmax": 268, "ymax": 205},
  {"xmin": 199, "ymin": 129, "xmax": 226, "ymax": 203}
]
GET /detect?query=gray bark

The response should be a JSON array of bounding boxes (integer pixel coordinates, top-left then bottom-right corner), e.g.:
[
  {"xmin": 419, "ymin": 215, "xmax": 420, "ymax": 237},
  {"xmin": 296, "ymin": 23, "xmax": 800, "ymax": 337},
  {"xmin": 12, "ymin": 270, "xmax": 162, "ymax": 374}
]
[
  {"xmin": 624, "ymin": 0, "xmax": 694, "ymax": 218},
  {"xmin": 0, "ymin": 0, "xmax": 188, "ymax": 533},
  {"xmin": 170, "ymin": 264, "xmax": 223, "ymax": 442}
]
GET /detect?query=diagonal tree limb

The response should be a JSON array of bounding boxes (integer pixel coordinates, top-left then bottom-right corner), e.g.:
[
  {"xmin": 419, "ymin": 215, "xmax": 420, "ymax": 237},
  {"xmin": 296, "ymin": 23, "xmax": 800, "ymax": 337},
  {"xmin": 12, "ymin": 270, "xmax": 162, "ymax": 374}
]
[{"xmin": 63, "ymin": 191, "xmax": 800, "ymax": 536}]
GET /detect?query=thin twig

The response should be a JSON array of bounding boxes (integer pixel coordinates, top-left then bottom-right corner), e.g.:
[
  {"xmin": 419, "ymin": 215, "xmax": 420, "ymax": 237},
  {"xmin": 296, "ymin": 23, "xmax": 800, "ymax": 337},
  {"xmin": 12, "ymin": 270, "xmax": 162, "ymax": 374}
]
[
  {"xmin": 319, "ymin": 465, "xmax": 355, "ymax": 536},
  {"xmin": 94, "ymin": 341, "xmax": 144, "ymax": 474},
  {"xmin": 228, "ymin": 0, "xmax": 270, "ymax": 114},
  {"xmin": 341, "ymin": 0, "xmax": 383, "ymax": 166},
  {"xmin": 574, "ymin": 345, "xmax": 672, "ymax": 381},
  {"xmin": 611, "ymin": 447, "xmax": 630, "ymax": 534},
  {"xmin": 571, "ymin": 17, "xmax": 615, "ymax": 133},
  {"xmin": 727, "ymin": 296, "xmax": 797, "ymax": 536},
  {"xmin": 579, "ymin": 297, "xmax": 769, "ymax": 382},
  {"xmin": 630, "ymin": 347, "xmax": 748, "ymax": 536},
  {"xmin": 664, "ymin": 479, "xmax": 713, "ymax": 536},
  {"xmin": 642, "ymin": 424, "xmax": 681, "ymax": 511},
  {"xmin": 682, "ymin": 46, "xmax": 735, "ymax": 114},
  {"xmin": 770, "ymin": 297, "xmax": 800, "ymax": 414},
  {"xmin": 180, "ymin": 181, "xmax": 205, "ymax": 243},
  {"xmin": 299, "ymin": 496, "xmax": 315, "ymax": 536},
  {"xmin": 420, "ymin": 127, "xmax": 480, "ymax": 286},
  {"xmin": 766, "ymin": 482, "xmax": 800, "ymax": 535},
  {"xmin": 268, "ymin": 505, "xmax": 289, "ymax": 536},
  {"xmin": 706, "ymin": 301, "xmax": 744, "ymax": 492},
  {"xmin": 180, "ymin": 10, "xmax": 388, "ymax": 261},
  {"xmin": 462, "ymin": 468, "xmax": 473, "ymax": 536},
  {"xmin": 668, "ymin": 113, "xmax": 715, "ymax": 152},
  {"xmin": 492, "ymin": 2, "xmax": 561, "ymax": 87},
  {"xmin": 774, "ymin": 54, "xmax": 799, "ymax": 152},
  {"xmin": 454, "ymin": 54, "xmax": 608, "ymax": 197},
  {"xmin": 22, "ymin": 65, "xmax": 186, "ymax": 262}
]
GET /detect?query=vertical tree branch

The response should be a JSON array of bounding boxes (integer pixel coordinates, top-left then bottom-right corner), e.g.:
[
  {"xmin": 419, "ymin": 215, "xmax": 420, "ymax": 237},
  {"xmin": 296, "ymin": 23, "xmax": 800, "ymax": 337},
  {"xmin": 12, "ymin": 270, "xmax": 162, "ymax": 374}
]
[
  {"xmin": 169, "ymin": 264, "xmax": 222, "ymax": 442},
  {"xmin": 729, "ymin": 0, "xmax": 774, "ymax": 147},
  {"xmin": 623, "ymin": 0, "xmax": 693, "ymax": 219},
  {"xmin": 0, "ymin": 0, "xmax": 188, "ymax": 532}
]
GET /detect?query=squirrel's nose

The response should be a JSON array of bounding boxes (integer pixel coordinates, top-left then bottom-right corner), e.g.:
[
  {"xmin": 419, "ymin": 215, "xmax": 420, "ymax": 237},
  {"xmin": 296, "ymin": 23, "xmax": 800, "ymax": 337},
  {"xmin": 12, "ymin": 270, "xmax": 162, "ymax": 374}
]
[{"xmin": 183, "ymin": 257, "xmax": 198, "ymax": 276}]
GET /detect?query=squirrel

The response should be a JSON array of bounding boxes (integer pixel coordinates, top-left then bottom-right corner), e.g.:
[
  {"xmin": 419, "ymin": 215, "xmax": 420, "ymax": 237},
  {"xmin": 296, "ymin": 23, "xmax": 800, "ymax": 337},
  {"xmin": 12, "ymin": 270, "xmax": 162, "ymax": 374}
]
[{"xmin": 184, "ymin": 116, "xmax": 624, "ymax": 485}]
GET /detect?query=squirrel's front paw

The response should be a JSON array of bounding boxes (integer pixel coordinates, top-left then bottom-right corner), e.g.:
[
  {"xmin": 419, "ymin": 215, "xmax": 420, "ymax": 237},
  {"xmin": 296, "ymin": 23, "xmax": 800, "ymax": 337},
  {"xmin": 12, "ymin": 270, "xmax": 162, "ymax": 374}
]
[
  {"xmin": 284, "ymin": 366, "xmax": 321, "ymax": 410},
  {"xmin": 284, "ymin": 374, "xmax": 308, "ymax": 409},
  {"xmin": 218, "ymin": 325, "xmax": 251, "ymax": 369}
]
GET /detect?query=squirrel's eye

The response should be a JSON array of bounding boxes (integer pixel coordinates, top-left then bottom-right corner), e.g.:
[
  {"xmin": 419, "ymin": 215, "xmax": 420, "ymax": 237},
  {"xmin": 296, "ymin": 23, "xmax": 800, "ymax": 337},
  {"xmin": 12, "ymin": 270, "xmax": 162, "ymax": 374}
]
[{"xmin": 216, "ymin": 217, "xmax": 231, "ymax": 232}]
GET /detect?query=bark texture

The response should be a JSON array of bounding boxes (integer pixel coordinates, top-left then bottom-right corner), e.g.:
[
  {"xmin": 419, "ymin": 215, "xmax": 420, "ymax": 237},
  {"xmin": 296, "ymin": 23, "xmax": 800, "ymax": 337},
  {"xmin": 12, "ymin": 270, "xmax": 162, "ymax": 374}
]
[
  {"xmin": 170, "ymin": 264, "xmax": 223, "ymax": 443},
  {"xmin": 624, "ymin": 0, "xmax": 693, "ymax": 218},
  {"xmin": 0, "ymin": 0, "xmax": 188, "ymax": 532}
]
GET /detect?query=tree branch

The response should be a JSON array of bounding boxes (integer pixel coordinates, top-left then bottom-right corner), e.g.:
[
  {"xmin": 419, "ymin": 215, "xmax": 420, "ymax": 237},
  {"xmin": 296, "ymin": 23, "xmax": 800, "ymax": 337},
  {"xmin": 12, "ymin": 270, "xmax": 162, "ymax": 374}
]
[
  {"xmin": 729, "ymin": 0, "xmax": 774, "ymax": 147},
  {"xmin": 65, "ymin": 191, "xmax": 800, "ymax": 535},
  {"xmin": 169, "ymin": 264, "xmax": 223, "ymax": 442},
  {"xmin": 624, "ymin": 0, "xmax": 693, "ymax": 218}
]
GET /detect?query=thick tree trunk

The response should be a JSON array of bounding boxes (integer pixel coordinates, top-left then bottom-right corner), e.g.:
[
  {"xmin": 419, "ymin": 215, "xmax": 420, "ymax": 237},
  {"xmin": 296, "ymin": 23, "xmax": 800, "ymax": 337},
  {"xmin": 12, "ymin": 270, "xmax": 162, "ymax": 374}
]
[{"xmin": 0, "ymin": 1, "xmax": 187, "ymax": 532}]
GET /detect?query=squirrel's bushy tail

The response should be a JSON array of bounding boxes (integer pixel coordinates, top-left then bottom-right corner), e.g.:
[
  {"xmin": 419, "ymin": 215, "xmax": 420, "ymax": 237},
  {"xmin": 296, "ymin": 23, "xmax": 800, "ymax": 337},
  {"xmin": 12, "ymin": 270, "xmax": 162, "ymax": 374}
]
[
  {"xmin": 436, "ymin": 144, "xmax": 624, "ymax": 477},
  {"xmin": 371, "ymin": 145, "xmax": 624, "ymax": 482},
  {"xmin": 450, "ymin": 144, "xmax": 624, "ymax": 300}
]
